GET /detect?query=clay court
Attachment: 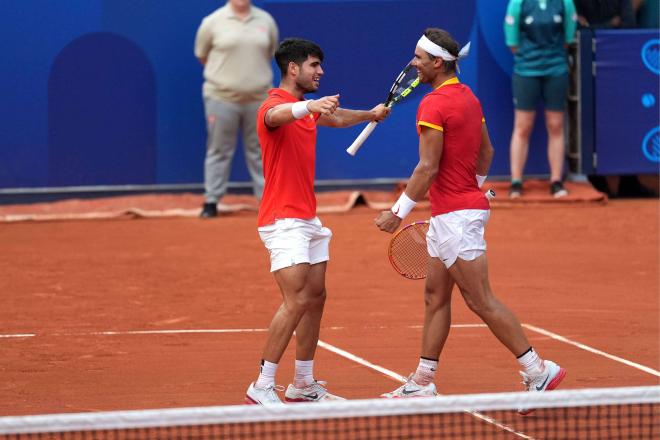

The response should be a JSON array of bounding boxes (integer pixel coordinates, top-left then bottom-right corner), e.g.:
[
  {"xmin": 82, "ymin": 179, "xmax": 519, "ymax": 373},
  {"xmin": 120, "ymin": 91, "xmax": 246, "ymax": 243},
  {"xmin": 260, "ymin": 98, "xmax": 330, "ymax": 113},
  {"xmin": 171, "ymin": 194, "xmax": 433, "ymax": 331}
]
[{"xmin": 0, "ymin": 186, "xmax": 657, "ymax": 417}]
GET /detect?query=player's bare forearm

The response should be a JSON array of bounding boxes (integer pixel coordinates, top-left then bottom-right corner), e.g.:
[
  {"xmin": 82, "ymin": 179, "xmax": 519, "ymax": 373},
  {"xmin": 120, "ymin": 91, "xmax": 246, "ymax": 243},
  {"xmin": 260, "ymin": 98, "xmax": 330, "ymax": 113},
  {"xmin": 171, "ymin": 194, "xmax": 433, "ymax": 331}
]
[
  {"xmin": 405, "ymin": 162, "xmax": 437, "ymax": 201},
  {"xmin": 265, "ymin": 103, "xmax": 302, "ymax": 127},
  {"xmin": 375, "ymin": 157, "xmax": 435, "ymax": 234},
  {"xmin": 319, "ymin": 104, "xmax": 390, "ymax": 128},
  {"xmin": 266, "ymin": 95, "xmax": 340, "ymax": 128},
  {"xmin": 403, "ymin": 127, "xmax": 443, "ymax": 201},
  {"xmin": 318, "ymin": 108, "xmax": 370, "ymax": 127},
  {"xmin": 375, "ymin": 127, "xmax": 440, "ymax": 234},
  {"xmin": 476, "ymin": 123, "xmax": 494, "ymax": 176}
]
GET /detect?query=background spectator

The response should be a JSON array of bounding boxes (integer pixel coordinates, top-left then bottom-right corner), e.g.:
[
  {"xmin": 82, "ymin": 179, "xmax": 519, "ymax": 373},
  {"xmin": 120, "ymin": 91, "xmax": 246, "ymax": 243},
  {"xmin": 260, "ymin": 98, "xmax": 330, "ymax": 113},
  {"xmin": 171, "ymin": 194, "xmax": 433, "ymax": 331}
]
[
  {"xmin": 195, "ymin": 0, "xmax": 279, "ymax": 218},
  {"xmin": 504, "ymin": 0, "xmax": 577, "ymax": 198}
]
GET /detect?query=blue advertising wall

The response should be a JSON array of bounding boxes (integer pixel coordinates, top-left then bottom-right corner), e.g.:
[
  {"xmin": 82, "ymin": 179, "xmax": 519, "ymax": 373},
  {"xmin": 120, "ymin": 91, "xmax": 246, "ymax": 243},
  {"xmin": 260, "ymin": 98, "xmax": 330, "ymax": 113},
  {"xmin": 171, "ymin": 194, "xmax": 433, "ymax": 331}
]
[
  {"xmin": 0, "ymin": 0, "xmax": 550, "ymax": 190},
  {"xmin": 594, "ymin": 30, "xmax": 660, "ymax": 174}
]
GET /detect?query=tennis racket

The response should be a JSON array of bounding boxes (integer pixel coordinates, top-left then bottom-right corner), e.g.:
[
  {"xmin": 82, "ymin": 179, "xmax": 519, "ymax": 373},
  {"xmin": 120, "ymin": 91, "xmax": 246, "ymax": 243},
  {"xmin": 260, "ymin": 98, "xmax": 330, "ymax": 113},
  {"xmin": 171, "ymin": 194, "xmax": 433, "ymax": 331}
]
[
  {"xmin": 388, "ymin": 189, "xmax": 495, "ymax": 279},
  {"xmin": 346, "ymin": 63, "xmax": 420, "ymax": 156}
]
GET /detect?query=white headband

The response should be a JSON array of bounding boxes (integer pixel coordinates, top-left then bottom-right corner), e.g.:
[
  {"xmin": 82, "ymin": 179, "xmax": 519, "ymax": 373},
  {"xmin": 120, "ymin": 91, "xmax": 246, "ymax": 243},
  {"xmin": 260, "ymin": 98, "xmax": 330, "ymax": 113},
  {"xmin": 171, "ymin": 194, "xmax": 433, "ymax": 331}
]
[{"xmin": 417, "ymin": 35, "xmax": 471, "ymax": 61}]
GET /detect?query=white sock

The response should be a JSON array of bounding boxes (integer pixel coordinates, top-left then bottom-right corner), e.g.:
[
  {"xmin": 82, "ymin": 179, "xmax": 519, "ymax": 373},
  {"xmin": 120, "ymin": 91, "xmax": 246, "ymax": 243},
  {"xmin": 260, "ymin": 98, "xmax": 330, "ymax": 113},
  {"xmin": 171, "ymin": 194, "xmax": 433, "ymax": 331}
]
[
  {"xmin": 517, "ymin": 348, "xmax": 544, "ymax": 376},
  {"xmin": 255, "ymin": 360, "xmax": 278, "ymax": 388},
  {"xmin": 412, "ymin": 357, "xmax": 438, "ymax": 386},
  {"xmin": 294, "ymin": 359, "xmax": 315, "ymax": 388}
]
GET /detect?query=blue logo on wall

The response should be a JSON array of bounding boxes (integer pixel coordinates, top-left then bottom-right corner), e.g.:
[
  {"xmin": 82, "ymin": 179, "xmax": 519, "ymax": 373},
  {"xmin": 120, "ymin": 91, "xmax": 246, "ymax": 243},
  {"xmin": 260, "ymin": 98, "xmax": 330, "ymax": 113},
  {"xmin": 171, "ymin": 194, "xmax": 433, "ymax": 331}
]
[
  {"xmin": 642, "ymin": 126, "xmax": 660, "ymax": 162},
  {"xmin": 641, "ymin": 93, "xmax": 656, "ymax": 108},
  {"xmin": 641, "ymin": 39, "xmax": 660, "ymax": 75}
]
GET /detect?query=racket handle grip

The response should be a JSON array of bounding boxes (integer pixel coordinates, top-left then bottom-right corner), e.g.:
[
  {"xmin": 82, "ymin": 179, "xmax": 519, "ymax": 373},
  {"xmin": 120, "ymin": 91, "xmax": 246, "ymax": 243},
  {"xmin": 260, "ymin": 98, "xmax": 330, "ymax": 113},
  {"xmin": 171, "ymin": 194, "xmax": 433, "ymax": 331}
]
[
  {"xmin": 346, "ymin": 121, "xmax": 378, "ymax": 156},
  {"xmin": 485, "ymin": 189, "xmax": 496, "ymax": 200}
]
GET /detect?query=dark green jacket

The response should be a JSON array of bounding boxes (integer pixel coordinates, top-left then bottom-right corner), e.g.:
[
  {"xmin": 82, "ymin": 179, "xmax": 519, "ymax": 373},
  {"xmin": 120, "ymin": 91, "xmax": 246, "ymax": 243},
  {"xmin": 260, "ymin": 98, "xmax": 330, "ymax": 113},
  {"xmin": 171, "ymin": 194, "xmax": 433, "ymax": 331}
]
[{"xmin": 505, "ymin": 0, "xmax": 577, "ymax": 76}]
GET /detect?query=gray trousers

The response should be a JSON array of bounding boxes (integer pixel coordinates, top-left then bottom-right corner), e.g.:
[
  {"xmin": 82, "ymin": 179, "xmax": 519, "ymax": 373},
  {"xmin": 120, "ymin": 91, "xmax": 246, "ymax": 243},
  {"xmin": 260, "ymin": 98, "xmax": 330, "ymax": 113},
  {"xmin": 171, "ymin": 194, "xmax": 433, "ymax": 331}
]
[{"xmin": 203, "ymin": 98, "xmax": 264, "ymax": 203}]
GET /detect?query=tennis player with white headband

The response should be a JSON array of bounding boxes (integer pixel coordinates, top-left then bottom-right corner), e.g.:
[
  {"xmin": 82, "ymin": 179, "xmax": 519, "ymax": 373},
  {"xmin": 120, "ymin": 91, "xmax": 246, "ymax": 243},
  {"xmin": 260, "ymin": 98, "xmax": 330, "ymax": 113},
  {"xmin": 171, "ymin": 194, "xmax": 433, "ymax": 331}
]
[
  {"xmin": 376, "ymin": 28, "xmax": 565, "ymax": 411},
  {"xmin": 417, "ymin": 34, "xmax": 471, "ymax": 66}
]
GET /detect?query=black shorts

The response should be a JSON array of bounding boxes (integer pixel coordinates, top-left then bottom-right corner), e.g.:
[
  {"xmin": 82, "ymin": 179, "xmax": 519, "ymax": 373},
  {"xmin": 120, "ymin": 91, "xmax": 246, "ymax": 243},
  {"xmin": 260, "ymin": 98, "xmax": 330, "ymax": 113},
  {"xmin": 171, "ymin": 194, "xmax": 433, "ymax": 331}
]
[{"xmin": 512, "ymin": 73, "xmax": 568, "ymax": 111}]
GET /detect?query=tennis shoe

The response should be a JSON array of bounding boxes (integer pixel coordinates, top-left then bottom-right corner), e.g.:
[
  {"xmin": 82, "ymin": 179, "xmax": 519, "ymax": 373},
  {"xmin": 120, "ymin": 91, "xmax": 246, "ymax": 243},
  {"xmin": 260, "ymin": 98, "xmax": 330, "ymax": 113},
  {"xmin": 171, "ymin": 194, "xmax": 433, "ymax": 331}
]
[
  {"xmin": 284, "ymin": 381, "xmax": 345, "ymax": 402},
  {"xmin": 518, "ymin": 360, "xmax": 566, "ymax": 415},
  {"xmin": 200, "ymin": 202, "xmax": 218, "ymax": 218},
  {"xmin": 509, "ymin": 181, "xmax": 523, "ymax": 199},
  {"xmin": 550, "ymin": 181, "xmax": 568, "ymax": 198},
  {"xmin": 380, "ymin": 375, "xmax": 437, "ymax": 398},
  {"xmin": 245, "ymin": 382, "xmax": 285, "ymax": 405}
]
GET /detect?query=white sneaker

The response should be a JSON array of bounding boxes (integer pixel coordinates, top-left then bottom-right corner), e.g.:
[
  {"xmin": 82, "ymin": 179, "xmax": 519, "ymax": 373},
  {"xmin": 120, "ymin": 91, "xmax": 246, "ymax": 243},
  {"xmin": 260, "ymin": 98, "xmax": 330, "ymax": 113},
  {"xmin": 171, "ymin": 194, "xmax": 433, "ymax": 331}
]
[
  {"xmin": 381, "ymin": 375, "xmax": 437, "ymax": 398},
  {"xmin": 245, "ymin": 382, "xmax": 285, "ymax": 405},
  {"xmin": 284, "ymin": 381, "xmax": 345, "ymax": 402},
  {"xmin": 518, "ymin": 360, "xmax": 566, "ymax": 415}
]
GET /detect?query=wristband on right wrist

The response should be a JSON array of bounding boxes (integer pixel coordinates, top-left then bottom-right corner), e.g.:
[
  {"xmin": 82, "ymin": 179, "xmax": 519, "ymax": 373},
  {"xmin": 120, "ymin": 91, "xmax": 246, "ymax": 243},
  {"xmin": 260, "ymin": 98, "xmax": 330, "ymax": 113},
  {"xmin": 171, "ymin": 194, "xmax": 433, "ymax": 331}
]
[
  {"xmin": 391, "ymin": 192, "xmax": 416, "ymax": 219},
  {"xmin": 292, "ymin": 100, "xmax": 311, "ymax": 119}
]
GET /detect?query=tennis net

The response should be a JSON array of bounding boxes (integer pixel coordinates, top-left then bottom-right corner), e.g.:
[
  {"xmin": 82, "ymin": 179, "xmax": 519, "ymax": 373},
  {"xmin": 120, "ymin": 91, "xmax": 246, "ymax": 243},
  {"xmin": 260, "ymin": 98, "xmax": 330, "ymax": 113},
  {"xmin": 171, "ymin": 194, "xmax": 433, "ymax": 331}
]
[{"xmin": 0, "ymin": 386, "xmax": 657, "ymax": 439}]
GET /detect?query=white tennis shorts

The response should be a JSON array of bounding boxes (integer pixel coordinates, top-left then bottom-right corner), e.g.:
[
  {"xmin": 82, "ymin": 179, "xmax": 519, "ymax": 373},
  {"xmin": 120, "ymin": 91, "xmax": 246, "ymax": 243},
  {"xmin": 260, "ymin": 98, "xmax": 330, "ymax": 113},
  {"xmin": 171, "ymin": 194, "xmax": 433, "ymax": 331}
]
[
  {"xmin": 427, "ymin": 209, "xmax": 490, "ymax": 269},
  {"xmin": 258, "ymin": 217, "xmax": 332, "ymax": 272}
]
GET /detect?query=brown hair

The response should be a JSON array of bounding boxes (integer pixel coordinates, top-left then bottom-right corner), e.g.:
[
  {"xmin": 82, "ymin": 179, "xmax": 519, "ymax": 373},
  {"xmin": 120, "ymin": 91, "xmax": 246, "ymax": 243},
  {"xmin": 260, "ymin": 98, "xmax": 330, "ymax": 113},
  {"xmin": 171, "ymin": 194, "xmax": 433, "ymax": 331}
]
[{"xmin": 275, "ymin": 38, "xmax": 324, "ymax": 77}]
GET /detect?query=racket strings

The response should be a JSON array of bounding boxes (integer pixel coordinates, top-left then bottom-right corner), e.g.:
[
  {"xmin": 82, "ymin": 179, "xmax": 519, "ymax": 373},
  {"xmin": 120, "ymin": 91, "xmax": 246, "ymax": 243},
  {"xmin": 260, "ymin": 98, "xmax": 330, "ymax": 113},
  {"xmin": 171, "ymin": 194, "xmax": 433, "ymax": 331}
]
[
  {"xmin": 389, "ymin": 223, "xmax": 429, "ymax": 279},
  {"xmin": 394, "ymin": 71, "xmax": 417, "ymax": 93},
  {"xmin": 391, "ymin": 70, "xmax": 420, "ymax": 105}
]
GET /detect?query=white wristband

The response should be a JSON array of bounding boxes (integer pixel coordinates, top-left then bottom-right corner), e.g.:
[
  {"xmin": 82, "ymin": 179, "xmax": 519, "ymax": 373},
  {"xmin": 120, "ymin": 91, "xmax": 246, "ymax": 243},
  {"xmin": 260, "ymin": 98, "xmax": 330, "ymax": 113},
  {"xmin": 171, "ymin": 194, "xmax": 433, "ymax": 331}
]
[
  {"xmin": 292, "ymin": 101, "xmax": 311, "ymax": 119},
  {"xmin": 391, "ymin": 192, "xmax": 417, "ymax": 219},
  {"xmin": 476, "ymin": 174, "xmax": 487, "ymax": 188}
]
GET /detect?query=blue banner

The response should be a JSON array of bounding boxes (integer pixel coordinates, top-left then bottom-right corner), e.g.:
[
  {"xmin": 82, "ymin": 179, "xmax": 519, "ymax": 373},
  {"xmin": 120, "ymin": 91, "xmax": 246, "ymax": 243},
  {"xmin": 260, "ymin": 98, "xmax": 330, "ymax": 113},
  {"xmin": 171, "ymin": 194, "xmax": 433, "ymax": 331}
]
[{"xmin": 594, "ymin": 30, "xmax": 660, "ymax": 174}]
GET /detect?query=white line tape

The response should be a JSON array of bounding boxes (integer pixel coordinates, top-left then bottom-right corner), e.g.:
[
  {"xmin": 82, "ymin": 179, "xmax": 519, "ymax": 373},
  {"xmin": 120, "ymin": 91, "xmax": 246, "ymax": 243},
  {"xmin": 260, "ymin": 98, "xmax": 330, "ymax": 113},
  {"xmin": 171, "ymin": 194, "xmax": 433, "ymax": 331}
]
[{"xmin": 522, "ymin": 323, "xmax": 660, "ymax": 377}]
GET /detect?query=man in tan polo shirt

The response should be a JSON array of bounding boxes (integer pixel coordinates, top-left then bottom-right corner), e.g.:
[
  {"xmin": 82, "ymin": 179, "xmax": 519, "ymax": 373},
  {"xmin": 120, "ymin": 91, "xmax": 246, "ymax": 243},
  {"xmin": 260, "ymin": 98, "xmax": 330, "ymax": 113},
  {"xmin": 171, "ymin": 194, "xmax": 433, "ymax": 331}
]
[{"xmin": 195, "ymin": 0, "xmax": 279, "ymax": 217}]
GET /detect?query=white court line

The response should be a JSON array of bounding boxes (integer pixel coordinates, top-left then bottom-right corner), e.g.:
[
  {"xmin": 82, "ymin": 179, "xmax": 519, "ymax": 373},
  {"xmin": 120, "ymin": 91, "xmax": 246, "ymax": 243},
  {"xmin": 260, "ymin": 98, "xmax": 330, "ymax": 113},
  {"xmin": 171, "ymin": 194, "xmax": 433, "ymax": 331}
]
[
  {"xmin": 0, "ymin": 329, "xmax": 269, "ymax": 339},
  {"xmin": 317, "ymin": 339, "xmax": 534, "ymax": 439},
  {"xmin": 0, "ymin": 324, "xmax": 487, "ymax": 339},
  {"xmin": 523, "ymin": 323, "xmax": 660, "ymax": 377},
  {"xmin": 89, "ymin": 329, "xmax": 269, "ymax": 336},
  {"xmin": 317, "ymin": 340, "xmax": 407, "ymax": 383},
  {"xmin": 2, "ymin": 323, "xmax": 657, "ymax": 378},
  {"xmin": 409, "ymin": 324, "xmax": 487, "ymax": 329}
]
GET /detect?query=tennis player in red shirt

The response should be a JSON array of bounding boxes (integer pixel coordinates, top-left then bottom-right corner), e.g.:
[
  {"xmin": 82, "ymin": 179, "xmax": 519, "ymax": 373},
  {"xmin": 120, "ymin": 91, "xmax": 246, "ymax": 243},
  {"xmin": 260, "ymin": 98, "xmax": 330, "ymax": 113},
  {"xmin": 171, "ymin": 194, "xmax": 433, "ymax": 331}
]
[
  {"xmin": 245, "ymin": 38, "xmax": 390, "ymax": 405},
  {"xmin": 375, "ymin": 28, "xmax": 565, "ymax": 412}
]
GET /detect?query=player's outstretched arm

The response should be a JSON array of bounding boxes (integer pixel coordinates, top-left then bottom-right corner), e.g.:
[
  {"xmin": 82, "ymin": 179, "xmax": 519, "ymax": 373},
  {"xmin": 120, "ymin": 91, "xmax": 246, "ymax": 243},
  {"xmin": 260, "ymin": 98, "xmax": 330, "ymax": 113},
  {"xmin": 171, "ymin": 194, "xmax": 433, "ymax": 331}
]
[
  {"xmin": 318, "ymin": 103, "xmax": 390, "ymax": 128},
  {"xmin": 264, "ymin": 95, "xmax": 340, "ymax": 128}
]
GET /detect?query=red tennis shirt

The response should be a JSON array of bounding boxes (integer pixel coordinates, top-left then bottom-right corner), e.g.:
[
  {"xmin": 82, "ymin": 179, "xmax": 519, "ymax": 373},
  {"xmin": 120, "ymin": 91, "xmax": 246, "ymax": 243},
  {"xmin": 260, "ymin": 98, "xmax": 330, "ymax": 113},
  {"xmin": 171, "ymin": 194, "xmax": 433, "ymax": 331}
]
[
  {"xmin": 416, "ymin": 77, "xmax": 490, "ymax": 216},
  {"xmin": 256, "ymin": 88, "xmax": 320, "ymax": 227}
]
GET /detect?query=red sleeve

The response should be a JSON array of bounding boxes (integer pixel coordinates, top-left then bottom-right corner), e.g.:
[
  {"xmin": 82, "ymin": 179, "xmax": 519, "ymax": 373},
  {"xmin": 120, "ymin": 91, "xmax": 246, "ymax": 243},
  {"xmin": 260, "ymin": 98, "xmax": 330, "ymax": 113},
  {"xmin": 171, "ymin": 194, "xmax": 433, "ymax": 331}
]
[
  {"xmin": 417, "ymin": 95, "xmax": 445, "ymax": 134},
  {"xmin": 257, "ymin": 96, "xmax": 287, "ymax": 132}
]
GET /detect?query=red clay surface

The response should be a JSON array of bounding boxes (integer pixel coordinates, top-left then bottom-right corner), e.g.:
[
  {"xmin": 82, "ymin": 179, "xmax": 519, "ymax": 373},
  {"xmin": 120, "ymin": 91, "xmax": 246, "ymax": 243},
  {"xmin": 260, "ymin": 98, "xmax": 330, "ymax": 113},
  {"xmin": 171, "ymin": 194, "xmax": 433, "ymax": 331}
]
[{"xmin": 0, "ymin": 199, "xmax": 657, "ymax": 416}]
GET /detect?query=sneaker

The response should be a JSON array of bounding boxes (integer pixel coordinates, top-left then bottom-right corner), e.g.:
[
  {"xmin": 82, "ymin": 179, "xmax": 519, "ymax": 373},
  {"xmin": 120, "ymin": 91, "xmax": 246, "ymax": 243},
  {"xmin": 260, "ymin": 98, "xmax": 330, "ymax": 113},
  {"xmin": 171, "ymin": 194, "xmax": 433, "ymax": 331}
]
[
  {"xmin": 245, "ymin": 382, "xmax": 285, "ymax": 405},
  {"xmin": 518, "ymin": 360, "xmax": 567, "ymax": 415},
  {"xmin": 380, "ymin": 375, "xmax": 437, "ymax": 398},
  {"xmin": 200, "ymin": 202, "xmax": 218, "ymax": 218},
  {"xmin": 509, "ymin": 181, "xmax": 523, "ymax": 199},
  {"xmin": 550, "ymin": 181, "xmax": 568, "ymax": 198},
  {"xmin": 284, "ymin": 381, "xmax": 345, "ymax": 403}
]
